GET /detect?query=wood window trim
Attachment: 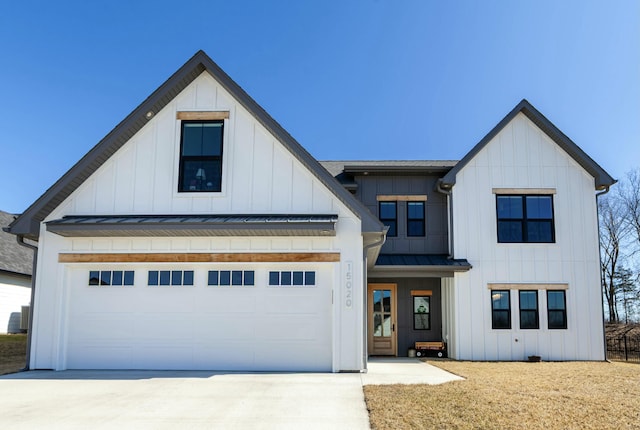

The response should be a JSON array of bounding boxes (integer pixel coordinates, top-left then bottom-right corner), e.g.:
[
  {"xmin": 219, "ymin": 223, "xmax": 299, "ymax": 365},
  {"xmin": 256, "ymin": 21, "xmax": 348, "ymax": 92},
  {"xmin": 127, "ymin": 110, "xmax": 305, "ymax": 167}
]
[
  {"xmin": 410, "ymin": 290, "xmax": 433, "ymax": 296},
  {"xmin": 487, "ymin": 283, "xmax": 568, "ymax": 290},
  {"xmin": 176, "ymin": 111, "xmax": 230, "ymax": 120},
  {"xmin": 493, "ymin": 188, "xmax": 556, "ymax": 195},
  {"xmin": 376, "ymin": 195, "xmax": 428, "ymax": 202},
  {"xmin": 59, "ymin": 252, "xmax": 340, "ymax": 263}
]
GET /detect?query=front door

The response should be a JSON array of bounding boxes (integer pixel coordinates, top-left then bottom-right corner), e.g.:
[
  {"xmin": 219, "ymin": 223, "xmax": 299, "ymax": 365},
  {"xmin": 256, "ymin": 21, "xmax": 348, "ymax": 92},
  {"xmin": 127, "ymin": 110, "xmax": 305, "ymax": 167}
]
[{"xmin": 367, "ymin": 283, "xmax": 397, "ymax": 356}]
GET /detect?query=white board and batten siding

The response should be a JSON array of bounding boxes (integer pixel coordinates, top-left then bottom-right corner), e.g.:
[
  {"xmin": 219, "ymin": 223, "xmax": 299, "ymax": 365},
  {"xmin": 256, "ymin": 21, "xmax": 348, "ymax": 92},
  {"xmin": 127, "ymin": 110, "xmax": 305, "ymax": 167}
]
[
  {"xmin": 30, "ymin": 72, "xmax": 365, "ymax": 371},
  {"xmin": 451, "ymin": 113, "xmax": 604, "ymax": 361}
]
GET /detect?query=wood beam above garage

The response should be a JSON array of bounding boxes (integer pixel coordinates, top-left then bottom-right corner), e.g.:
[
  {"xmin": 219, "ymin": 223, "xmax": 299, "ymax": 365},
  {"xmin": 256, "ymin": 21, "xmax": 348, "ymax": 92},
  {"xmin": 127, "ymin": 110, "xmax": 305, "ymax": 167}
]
[{"xmin": 58, "ymin": 252, "xmax": 341, "ymax": 263}]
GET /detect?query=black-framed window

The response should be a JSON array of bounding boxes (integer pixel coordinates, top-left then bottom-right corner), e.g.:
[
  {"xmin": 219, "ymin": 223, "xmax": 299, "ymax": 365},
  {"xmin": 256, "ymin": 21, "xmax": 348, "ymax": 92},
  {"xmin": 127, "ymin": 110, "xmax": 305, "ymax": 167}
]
[
  {"xmin": 379, "ymin": 201, "xmax": 397, "ymax": 236},
  {"xmin": 207, "ymin": 270, "xmax": 255, "ymax": 286},
  {"xmin": 89, "ymin": 270, "xmax": 134, "ymax": 286},
  {"xmin": 491, "ymin": 290, "xmax": 511, "ymax": 329},
  {"xmin": 178, "ymin": 121, "xmax": 224, "ymax": 192},
  {"xmin": 547, "ymin": 290, "xmax": 567, "ymax": 329},
  {"xmin": 268, "ymin": 271, "xmax": 316, "ymax": 286},
  {"xmin": 413, "ymin": 296, "xmax": 430, "ymax": 330},
  {"xmin": 519, "ymin": 290, "xmax": 539, "ymax": 329},
  {"xmin": 496, "ymin": 195, "xmax": 555, "ymax": 243},
  {"xmin": 407, "ymin": 201, "xmax": 425, "ymax": 236},
  {"xmin": 148, "ymin": 270, "xmax": 194, "ymax": 286}
]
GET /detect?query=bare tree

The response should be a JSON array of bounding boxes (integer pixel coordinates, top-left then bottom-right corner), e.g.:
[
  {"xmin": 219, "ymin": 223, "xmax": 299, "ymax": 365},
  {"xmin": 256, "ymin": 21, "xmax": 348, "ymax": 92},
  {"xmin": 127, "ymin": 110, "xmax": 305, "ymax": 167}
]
[
  {"xmin": 599, "ymin": 194, "xmax": 631, "ymax": 322},
  {"xmin": 618, "ymin": 168, "xmax": 640, "ymax": 250}
]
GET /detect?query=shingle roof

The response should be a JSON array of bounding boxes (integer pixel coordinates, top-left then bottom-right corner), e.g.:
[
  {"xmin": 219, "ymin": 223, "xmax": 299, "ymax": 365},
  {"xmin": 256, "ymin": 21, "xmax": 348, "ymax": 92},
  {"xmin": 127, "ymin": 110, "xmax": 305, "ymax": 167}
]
[
  {"xmin": 440, "ymin": 99, "xmax": 616, "ymax": 190},
  {"xmin": 7, "ymin": 51, "xmax": 384, "ymax": 240},
  {"xmin": 0, "ymin": 211, "xmax": 33, "ymax": 276}
]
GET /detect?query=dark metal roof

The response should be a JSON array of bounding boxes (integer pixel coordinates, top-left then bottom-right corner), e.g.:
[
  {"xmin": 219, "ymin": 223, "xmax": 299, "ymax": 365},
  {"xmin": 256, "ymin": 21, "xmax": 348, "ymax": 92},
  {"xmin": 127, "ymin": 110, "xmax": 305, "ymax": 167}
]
[
  {"xmin": 46, "ymin": 214, "xmax": 338, "ymax": 238},
  {"xmin": 375, "ymin": 254, "xmax": 471, "ymax": 270},
  {"xmin": 0, "ymin": 211, "xmax": 33, "ymax": 276},
  {"xmin": 8, "ymin": 51, "xmax": 384, "ymax": 240},
  {"xmin": 440, "ymin": 99, "xmax": 616, "ymax": 190},
  {"xmin": 320, "ymin": 160, "xmax": 458, "ymax": 177}
]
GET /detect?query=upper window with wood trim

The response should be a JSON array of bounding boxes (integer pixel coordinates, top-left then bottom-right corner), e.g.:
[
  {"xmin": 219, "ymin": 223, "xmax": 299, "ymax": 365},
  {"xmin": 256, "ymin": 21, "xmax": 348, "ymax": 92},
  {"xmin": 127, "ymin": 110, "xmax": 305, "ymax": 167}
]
[
  {"xmin": 379, "ymin": 202, "xmax": 397, "ymax": 237},
  {"xmin": 407, "ymin": 201, "xmax": 425, "ymax": 237},
  {"xmin": 178, "ymin": 120, "xmax": 224, "ymax": 192},
  {"xmin": 496, "ymin": 195, "xmax": 555, "ymax": 243}
]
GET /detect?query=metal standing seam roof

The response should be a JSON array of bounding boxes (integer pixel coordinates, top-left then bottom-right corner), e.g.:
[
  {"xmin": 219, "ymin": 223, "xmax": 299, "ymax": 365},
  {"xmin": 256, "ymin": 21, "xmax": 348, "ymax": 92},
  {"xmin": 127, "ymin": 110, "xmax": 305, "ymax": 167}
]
[
  {"xmin": 375, "ymin": 254, "xmax": 471, "ymax": 270},
  {"xmin": 45, "ymin": 214, "xmax": 339, "ymax": 237},
  {"xmin": 7, "ymin": 51, "xmax": 384, "ymax": 240},
  {"xmin": 439, "ymin": 99, "xmax": 616, "ymax": 190}
]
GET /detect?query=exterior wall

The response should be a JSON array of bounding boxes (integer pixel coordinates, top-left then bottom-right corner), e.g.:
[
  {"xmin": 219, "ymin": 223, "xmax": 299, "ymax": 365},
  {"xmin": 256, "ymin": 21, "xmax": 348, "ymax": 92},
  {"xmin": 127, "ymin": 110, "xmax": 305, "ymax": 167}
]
[
  {"xmin": 0, "ymin": 272, "xmax": 31, "ymax": 334},
  {"xmin": 451, "ymin": 113, "xmax": 604, "ymax": 361},
  {"xmin": 441, "ymin": 277, "xmax": 456, "ymax": 358},
  {"xmin": 30, "ymin": 72, "xmax": 365, "ymax": 371},
  {"xmin": 370, "ymin": 277, "xmax": 442, "ymax": 356},
  {"xmin": 355, "ymin": 175, "xmax": 448, "ymax": 254}
]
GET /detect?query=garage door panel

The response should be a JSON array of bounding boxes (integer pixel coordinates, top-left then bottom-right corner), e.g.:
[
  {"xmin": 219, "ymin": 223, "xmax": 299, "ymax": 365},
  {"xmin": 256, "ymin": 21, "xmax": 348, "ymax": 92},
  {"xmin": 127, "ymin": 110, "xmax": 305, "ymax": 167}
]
[{"xmin": 65, "ymin": 266, "xmax": 333, "ymax": 371}]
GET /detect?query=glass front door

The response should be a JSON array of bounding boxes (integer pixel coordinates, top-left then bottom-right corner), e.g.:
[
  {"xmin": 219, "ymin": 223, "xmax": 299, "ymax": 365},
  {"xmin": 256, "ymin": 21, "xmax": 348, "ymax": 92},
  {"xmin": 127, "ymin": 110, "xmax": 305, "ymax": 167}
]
[{"xmin": 368, "ymin": 284, "xmax": 397, "ymax": 356}]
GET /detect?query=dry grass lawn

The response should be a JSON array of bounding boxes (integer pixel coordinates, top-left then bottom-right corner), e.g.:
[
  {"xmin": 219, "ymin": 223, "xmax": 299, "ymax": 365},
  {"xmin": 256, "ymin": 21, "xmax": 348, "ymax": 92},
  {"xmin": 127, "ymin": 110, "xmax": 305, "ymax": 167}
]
[
  {"xmin": 365, "ymin": 360, "xmax": 640, "ymax": 430},
  {"xmin": 0, "ymin": 334, "xmax": 27, "ymax": 375}
]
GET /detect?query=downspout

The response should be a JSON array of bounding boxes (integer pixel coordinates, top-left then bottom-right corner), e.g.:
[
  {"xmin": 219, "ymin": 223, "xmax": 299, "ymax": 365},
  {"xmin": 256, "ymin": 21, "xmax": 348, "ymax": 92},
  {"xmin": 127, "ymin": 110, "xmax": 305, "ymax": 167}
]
[
  {"xmin": 595, "ymin": 185, "xmax": 611, "ymax": 361},
  {"xmin": 435, "ymin": 179, "xmax": 454, "ymax": 258},
  {"xmin": 16, "ymin": 234, "xmax": 38, "ymax": 371},
  {"xmin": 361, "ymin": 231, "xmax": 387, "ymax": 372}
]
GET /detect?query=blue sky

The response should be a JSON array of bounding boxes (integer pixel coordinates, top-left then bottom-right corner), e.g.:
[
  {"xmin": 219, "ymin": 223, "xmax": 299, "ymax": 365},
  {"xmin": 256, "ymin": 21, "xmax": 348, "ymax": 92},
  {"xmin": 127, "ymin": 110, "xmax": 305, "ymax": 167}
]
[{"xmin": 1, "ymin": 1, "xmax": 638, "ymax": 214}]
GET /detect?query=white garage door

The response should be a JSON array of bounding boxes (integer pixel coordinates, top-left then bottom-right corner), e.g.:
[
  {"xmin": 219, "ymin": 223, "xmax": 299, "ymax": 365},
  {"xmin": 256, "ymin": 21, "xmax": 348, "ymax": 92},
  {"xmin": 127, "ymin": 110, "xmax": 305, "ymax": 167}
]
[{"xmin": 64, "ymin": 265, "xmax": 333, "ymax": 371}]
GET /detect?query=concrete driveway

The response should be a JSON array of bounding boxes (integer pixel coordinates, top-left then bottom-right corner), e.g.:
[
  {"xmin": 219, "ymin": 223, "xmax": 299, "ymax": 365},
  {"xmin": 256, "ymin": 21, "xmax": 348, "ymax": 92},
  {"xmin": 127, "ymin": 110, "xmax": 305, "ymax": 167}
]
[{"xmin": 0, "ymin": 360, "xmax": 460, "ymax": 429}]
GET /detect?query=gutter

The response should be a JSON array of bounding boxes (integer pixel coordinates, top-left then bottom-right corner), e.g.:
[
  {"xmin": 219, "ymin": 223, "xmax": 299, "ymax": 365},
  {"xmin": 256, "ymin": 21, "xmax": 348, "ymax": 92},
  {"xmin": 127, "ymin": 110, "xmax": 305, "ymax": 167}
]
[
  {"xmin": 361, "ymin": 230, "xmax": 387, "ymax": 372},
  {"xmin": 14, "ymin": 234, "xmax": 38, "ymax": 371},
  {"xmin": 595, "ymin": 185, "xmax": 611, "ymax": 361},
  {"xmin": 435, "ymin": 179, "xmax": 454, "ymax": 258}
]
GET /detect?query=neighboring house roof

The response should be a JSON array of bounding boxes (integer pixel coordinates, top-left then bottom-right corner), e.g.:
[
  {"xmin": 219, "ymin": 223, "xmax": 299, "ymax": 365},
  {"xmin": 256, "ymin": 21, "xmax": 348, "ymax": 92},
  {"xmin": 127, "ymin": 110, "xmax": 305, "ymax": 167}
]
[
  {"xmin": 440, "ymin": 99, "xmax": 616, "ymax": 190},
  {"xmin": 0, "ymin": 211, "xmax": 33, "ymax": 276},
  {"xmin": 46, "ymin": 214, "xmax": 339, "ymax": 237},
  {"xmin": 7, "ymin": 51, "xmax": 384, "ymax": 240}
]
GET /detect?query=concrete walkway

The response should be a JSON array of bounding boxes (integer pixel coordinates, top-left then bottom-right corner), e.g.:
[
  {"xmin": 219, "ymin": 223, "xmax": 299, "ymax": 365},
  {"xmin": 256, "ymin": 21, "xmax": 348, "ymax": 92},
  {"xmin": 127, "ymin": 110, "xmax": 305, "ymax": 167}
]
[{"xmin": 0, "ymin": 359, "xmax": 461, "ymax": 429}]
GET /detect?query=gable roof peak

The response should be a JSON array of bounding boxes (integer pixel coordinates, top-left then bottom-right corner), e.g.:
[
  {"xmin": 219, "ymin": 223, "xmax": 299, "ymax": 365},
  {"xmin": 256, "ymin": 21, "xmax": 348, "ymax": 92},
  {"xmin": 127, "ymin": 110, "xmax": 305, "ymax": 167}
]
[{"xmin": 440, "ymin": 99, "xmax": 615, "ymax": 190}]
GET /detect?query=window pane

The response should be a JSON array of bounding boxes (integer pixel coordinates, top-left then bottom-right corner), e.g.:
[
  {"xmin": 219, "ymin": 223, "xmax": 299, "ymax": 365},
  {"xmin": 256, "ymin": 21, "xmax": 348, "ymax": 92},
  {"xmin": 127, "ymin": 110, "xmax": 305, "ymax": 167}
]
[
  {"xmin": 208, "ymin": 271, "xmax": 219, "ymax": 286},
  {"xmin": 520, "ymin": 310, "xmax": 539, "ymax": 329},
  {"xmin": 383, "ymin": 290, "xmax": 391, "ymax": 312},
  {"xmin": 373, "ymin": 290, "xmax": 382, "ymax": 312},
  {"xmin": 181, "ymin": 160, "xmax": 222, "ymax": 192},
  {"xmin": 244, "ymin": 271, "xmax": 255, "ymax": 286},
  {"xmin": 201, "ymin": 123, "xmax": 223, "ymax": 156},
  {"xmin": 492, "ymin": 291, "xmax": 510, "ymax": 310},
  {"xmin": 407, "ymin": 220, "xmax": 425, "ymax": 236},
  {"xmin": 527, "ymin": 221, "xmax": 553, "ymax": 242},
  {"xmin": 159, "ymin": 271, "xmax": 171, "ymax": 286},
  {"xmin": 414, "ymin": 313, "xmax": 430, "ymax": 330},
  {"xmin": 548, "ymin": 291, "xmax": 566, "ymax": 310},
  {"xmin": 89, "ymin": 271, "xmax": 100, "ymax": 286},
  {"xmin": 182, "ymin": 123, "xmax": 204, "ymax": 156},
  {"xmin": 281, "ymin": 271, "xmax": 292, "ymax": 285},
  {"xmin": 232, "ymin": 271, "xmax": 243, "ymax": 286},
  {"xmin": 498, "ymin": 220, "xmax": 523, "ymax": 242},
  {"xmin": 183, "ymin": 271, "xmax": 194, "ymax": 286},
  {"xmin": 269, "ymin": 271, "xmax": 279, "ymax": 285},
  {"xmin": 100, "ymin": 271, "xmax": 111, "ymax": 286},
  {"xmin": 219, "ymin": 271, "xmax": 231, "ymax": 286},
  {"xmin": 519, "ymin": 291, "xmax": 537, "ymax": 310},
  {"xmin": 112, "ymin": 271, "xmax": 123, "ymax": 286},
  {"xmin": 414, "ymin": 296, "xmax": 430, "ymax": 313},
  {"xmin": 493, "ymin": 310, "xmax": 510, "ymax": 329},
  {"xmin": 497, "ymin": 196, "xmax": 523, "ymax": 219},
  {"xmin": 124, "ymin": 271, "xmax": 135, "ymax": 286},
  {"xmin": 407, "ymin": 202, "xmax": 424, "ymax": 219},
  {"xmin": 548, "ymin": 310, "xmax": 567, "ymax": 329},
  {"xmin": 293, "ymin": 271, "xmax": 304, "ymax": 285},
  {"xmin": 526, "ymin": 196, "xmax": 552, "ymax": 219},
  {"xmin": 171, "ymin": 271, "xmax": 182, "ymax": 286},
  {"xmin": 304, "ymin": 271, "xmax": 315, "ymax": 285},
  {"xmin": 379, "ymin": 202, "xmax": 396, "ymax": 219},
  {"xmin": 148, "ymin": 271, "xmax": 159, "ymax": 286}
]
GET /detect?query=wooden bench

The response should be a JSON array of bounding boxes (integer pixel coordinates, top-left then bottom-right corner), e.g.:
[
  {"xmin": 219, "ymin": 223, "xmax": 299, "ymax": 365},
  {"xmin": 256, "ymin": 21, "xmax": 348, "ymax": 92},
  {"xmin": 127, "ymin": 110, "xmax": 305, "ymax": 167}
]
[{"xmin": 415, "ymin": 341, "xmax": 446, "ymax": 357}]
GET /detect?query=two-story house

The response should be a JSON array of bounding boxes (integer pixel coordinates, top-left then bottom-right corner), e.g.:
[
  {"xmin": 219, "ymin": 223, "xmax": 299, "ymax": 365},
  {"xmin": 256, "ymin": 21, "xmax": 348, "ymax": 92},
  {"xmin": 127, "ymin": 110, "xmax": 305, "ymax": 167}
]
[{"xmin": 7, "ymin": 51, "xmax": 614, "ymax": 371}]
